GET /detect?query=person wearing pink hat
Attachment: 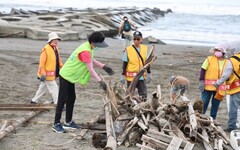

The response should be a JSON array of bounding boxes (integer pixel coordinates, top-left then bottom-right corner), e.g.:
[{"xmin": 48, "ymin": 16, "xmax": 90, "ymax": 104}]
[
  {"xmin": 30, "ymin": 32, "xmax": 63, "ymax": 105},
  {"xmin": 199, "ymin": 44, "xmax": 228, "ymax": 120}
]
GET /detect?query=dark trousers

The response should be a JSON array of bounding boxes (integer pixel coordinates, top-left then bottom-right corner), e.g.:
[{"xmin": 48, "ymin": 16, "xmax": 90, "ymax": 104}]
[
  {"xmin": 54, "ymin": 75, "xmax": 76, "ymax": 124},
  {"xmin": 127, "ymin": 80, "xmax": 147, "ymax": 100}
]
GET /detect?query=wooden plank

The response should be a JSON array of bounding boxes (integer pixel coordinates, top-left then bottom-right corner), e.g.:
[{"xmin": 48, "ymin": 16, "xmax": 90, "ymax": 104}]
[
  {"xmin": 166, "ymin": 136, "xmax": 182, "ymax": 150},
  {"xmin": 183, "ymin": 142, "xmax": 195, "ymax": 150},
  {"xmin": 136, "ymin": 143, "xmax": 155, "ymax": 150},
  {"xmin": 141, "ymin": 134, "xmax": 168, "ymax": 149}
]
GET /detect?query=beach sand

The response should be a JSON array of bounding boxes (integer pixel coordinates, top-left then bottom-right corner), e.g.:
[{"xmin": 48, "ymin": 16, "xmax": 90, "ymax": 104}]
[{"xmin": 0, "ymin": 37, "xmax": 228, "ymax": 149}]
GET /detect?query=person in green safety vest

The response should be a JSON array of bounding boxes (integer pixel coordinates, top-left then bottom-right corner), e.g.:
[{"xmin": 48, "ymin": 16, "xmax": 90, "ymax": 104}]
[{"xmin": 52, "ymin": 31, "xmax": 114, "ymax": 133}]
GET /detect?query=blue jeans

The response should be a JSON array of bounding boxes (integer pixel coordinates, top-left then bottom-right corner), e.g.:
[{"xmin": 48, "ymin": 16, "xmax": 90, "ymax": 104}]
[
  {"xmin": 201, "ymin": 90, "xmax": 221, "ymax": 119},
  {"xmin": 228, "ymin": 92, "xmax": 240, "ymax": 130}
]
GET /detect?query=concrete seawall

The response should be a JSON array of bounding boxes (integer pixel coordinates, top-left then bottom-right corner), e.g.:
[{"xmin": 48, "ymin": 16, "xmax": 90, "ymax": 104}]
[{"xmin": 0, "ymin": 7, "xmax": 172, "ymax": 41}]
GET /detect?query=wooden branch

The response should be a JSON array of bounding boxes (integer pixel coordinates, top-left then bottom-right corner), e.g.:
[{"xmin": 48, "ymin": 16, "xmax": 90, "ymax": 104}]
[
  {"xmin": 127, "ymin": 56, "xmax": 157, "ymax": 97},
  {"xmin": 100, "ymin": 75, "xmax": 120, "ymax": 118},
  {"xmin": 0, "ymin": 120, "xmax": 10, "ymax": 132},
  {"xmin": 0, "ymin": 110, "xmax": 43, "ymax": 140}
]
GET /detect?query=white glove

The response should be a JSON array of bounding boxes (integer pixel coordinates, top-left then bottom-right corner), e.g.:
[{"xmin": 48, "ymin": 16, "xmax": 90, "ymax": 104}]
[
  {"xmin": 146, "ymin": 73, "xmax": 152, "ymax": 83},
  {"xmin": 120, "ymin": 75, "xmax": 126, "ymax": 85}
]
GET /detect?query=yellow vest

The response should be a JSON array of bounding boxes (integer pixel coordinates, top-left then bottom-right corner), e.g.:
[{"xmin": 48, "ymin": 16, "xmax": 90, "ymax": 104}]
[
  {"xmin": 204, "ymin": 56, "xmax": 227, "ymax": 96},
  {"xmin": 125, "ymin": 44, "xmax": 148, "ymax": 81},
  {"xmin": 226, "ymin": 54, "xmax": 240, "ymax": 94},
  {"xmin": 37, "ymin": 44, "xmax": 63, "ymax": 81}
]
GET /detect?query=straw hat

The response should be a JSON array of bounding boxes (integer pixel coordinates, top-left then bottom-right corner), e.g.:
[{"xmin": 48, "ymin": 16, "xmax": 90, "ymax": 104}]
[{"xmin": 47, "ymin": 32, "xmax": 61, "ymax": 43}]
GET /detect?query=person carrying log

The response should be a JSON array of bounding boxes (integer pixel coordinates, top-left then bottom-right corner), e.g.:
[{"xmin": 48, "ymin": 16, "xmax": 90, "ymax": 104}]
[
  {"xmin": 169, "ymin": 75, "xmax": 189, "ymax": 103},
  {"xmin": 120, "ymin": 31, "xmax": 152, "ymax": 101},
  {"xmin": 199, "ymin": 44, "xmax": 227, "ymax": 120}
]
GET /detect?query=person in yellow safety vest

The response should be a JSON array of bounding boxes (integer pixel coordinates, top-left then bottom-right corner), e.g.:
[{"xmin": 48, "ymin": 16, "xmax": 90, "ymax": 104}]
[
  {"xmin": 199, "ymin": 44, "xmax": 227, "ymax": 120},
  {"xmin": 30, "ymin": 32, "xmax": 63, "ymax": 105},
  {"xmin": 215, "ymin": 46, "xmax": 240, "ymax": 132},
  {"xmin": 120, "ymin": 31, "xmax": 152, "ymax": 101}
]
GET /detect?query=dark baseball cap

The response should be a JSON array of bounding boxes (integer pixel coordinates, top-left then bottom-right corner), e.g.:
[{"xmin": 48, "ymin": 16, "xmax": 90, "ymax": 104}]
[{"xmin": 133, "ymin": 31, "xmax": 142, "ymax": 38}]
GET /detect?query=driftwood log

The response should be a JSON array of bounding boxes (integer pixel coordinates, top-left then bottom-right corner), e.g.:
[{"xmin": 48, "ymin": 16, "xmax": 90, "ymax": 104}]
[{"xmin": 0, "ymin": 110, "xmax": 43, "ymax": 140}]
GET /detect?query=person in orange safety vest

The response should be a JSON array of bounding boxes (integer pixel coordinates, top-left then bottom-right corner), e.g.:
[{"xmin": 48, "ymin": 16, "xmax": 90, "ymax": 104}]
[{"xmin": 30, "ymin": 32, "xmax": 63, "ymax": 105}]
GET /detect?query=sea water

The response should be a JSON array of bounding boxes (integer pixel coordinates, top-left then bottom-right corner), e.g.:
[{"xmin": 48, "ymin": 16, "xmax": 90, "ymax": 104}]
[{"xmin": 0, "ymin": 0, "xmax": 239, "ymax": 46}]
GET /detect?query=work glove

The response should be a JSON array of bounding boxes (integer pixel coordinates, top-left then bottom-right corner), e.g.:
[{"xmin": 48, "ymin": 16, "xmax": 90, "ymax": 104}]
[
  {"xmin": 146, "ymin": 73, "xmax": 152, "ymax": 83},
  {"xmin": 103, "ymin": 65, "xmax": 114, "ymax": 76},
  {"xmin": 199, "ymin": 80, "xmax": 205, "ymax": 92},
  {"xmin": 214, "ymin": 83, "xmax": 219, "ymax": 89},
  {"xmin": 40, "ymin": 75, "xmax": 46, "ymax": 82},
  {"xmin": 99, "ymin": 80, "xmax": 107, "ymax": 91},
  {"xmin": 120, "ymin": 75, "xmax": 126, "ymax": 85}
]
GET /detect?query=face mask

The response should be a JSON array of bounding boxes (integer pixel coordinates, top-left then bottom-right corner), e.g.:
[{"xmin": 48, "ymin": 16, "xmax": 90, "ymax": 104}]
[
  {"xmin": 92, "ymin": 47, "xmax": 99, "ymax": 51},
  {"xmin": 214, "ymin": 51, "xmax": 223, "ymax": 58}
]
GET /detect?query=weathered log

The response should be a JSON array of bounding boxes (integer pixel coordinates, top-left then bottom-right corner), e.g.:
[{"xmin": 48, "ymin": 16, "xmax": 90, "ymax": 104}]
[
  {"xmin": 117, "ymin": 116, "xmax": 139, "ymax": 146},
  {"xmin": 103, "ymin": 97, "xmax": 117, "ymax": 150},
  {"xmin": 171, "ymin": 123, "xmax": 188, "ymax": 141},
  {"xmin": 0, "ymin": 110, "xmax": 43, "ymax": 140},
  {"xmin": 0, "ymin": 106, "xmax": 55, "ymax": 111},
  {"xmin": 0, "ymin": 120, "xmax": 10, "ymax": 131},
  {"xmin": 92, "ymin": 132, "xmax": 107, "ymax": 148}
]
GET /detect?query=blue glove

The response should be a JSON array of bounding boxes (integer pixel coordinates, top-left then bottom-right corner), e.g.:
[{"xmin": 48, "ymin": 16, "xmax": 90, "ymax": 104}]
[
  {"xmin": 199, "ymin": 80, "xmax": 205, "ymax": 92},
  {"xmin": 120, "ymin": 75, "xmax": 125, "ymax": 85},
  {"xmin": 146, "ymin": 73, "xmax": 152, "ymax": 83},
  {"xmin": 40, "ymin": 75, "xmax": 46, "ymax": 82},
  {"xmin": 214, "ymin": 83, "xmax": 219, "ymax": 89}
]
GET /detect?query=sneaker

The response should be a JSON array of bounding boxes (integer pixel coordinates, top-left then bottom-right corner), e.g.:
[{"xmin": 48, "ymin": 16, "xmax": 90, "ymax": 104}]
[
  {"xmin": 43, "ymin": 100, "xmax": 53, "ymax": 104},
  {"xmin": 224, "ymin": 128, "xmax": 234, "ymax": 133},
  {"xmin": 63, "ymin": 121, "xmax": 80, "ymax": 130},
  {"xmin": 52, "ymin": 123, "xmax": 66, "ymax": 133},
  {"xmin": 30, "ymin": 101, "xmax": 37, "ymax": 104}
]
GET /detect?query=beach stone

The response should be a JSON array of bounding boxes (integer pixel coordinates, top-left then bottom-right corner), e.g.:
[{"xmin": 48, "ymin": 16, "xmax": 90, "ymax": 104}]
[{"xmin": 142, "ymin": 36, "xmax": 167, "ymax": 45}]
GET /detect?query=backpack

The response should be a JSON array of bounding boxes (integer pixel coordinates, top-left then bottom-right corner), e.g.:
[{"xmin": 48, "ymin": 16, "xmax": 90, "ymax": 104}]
[{"xmin": 122, "ymin": 19, "xmax": 131, "ymax": 32}]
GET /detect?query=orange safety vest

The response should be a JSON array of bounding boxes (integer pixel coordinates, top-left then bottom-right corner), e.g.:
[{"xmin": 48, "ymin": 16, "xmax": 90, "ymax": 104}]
[
  {"xmin": 204, "ymin": 56, "xmax": 227, "ymax": 96},
  {"xmin": 37, "ymin": 44, "xmax": 63, "ymax": 81},
  {"xmin": 125, "ymin": 44, "xmax": 148, "ymax": 81},
  {"xmin": 226, "ymin": 54, "xmax": 240, "ymax": 95}
]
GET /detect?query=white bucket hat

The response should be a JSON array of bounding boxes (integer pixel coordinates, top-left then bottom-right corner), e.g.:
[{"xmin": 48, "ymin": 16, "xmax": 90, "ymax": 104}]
[
  {"xmin": 47, "ymin": 32, "xmax": 61, "ymax": 43},
  {"xmin": 210, "ymin": 43, "xmax": 226, "ymax": 54}
]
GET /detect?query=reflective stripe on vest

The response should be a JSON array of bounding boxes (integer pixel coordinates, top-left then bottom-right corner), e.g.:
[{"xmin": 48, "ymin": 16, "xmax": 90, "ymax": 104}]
[
  {"xmin": 46, "ymin": 71, "xmax": 55, "ymax": 76},
  {"xmin": 226, "ymin": 80, "xmax": 240, "ymax": 90},
  {"xmin": 205, "ymin": 79, "xmax": 227, "ymax": 90},
  {"xmin": 126, "ymin": 72, "xmax": 138, "ymax": 77}
]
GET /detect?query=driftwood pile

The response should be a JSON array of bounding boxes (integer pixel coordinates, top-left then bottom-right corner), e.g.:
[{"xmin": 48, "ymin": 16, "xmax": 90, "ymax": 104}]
[{"xmin": 88, "ymin": 48, "xmax": 233, "ymax": 150}]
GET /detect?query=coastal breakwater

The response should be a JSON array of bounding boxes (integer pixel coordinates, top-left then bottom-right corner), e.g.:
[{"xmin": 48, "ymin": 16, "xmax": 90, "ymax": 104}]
[{"xmin": 0, "ymin": 7, "xmax": 172, "ymax": 41}]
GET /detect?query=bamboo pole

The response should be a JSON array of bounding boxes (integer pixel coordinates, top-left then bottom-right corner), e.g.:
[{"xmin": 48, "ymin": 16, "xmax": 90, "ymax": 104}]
[{"xmin": 0, "ymin": 110, "xmax": 43, "ymax": 140}]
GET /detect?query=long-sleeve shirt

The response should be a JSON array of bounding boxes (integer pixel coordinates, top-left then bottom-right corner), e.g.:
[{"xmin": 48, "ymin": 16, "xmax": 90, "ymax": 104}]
[{"xmin": 216, "ymin": 60, "xmax": 234, "ymax": 85}]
